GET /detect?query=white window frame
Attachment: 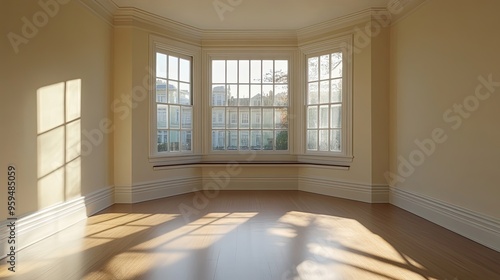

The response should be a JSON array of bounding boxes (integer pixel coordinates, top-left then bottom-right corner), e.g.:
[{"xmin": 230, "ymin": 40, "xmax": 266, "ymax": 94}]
[
  {"xmin": 149, "ymin": 35, "xmax": 202, "ymax": 165},
  {"xmin": 202, "ymin": 49, "xmax": 297, "ymax": 162},
  {"xmin": 298, "ymin": 35, "xmax": 353, "ymax": 165}
]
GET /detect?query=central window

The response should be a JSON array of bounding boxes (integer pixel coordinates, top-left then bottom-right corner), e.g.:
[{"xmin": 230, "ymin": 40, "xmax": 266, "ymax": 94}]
[{"xmin": 210, "ymin": 59, "xmax": 289, "ymax": 151}]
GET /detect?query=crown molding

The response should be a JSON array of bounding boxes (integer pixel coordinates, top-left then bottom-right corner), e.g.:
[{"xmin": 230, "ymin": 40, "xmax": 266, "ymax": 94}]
[
  {"xmin": 78, "ymin": 0, "xmax": 118, "ymax": 26},
  {"xmin": 80, "ymin": 0, "xmax": 429, "ymax": 47},
  {"xmin": 389, "ymin": 0, "xmax": 430, "ymax": 25},
  {"xmin": 113, "ymin": 7, "xmax": 204, "ymax": 45},
  {"xmin": 201, "ymin": 30, "xmax": 298, "ymax": 47},
  {"xmin": 296, "ymin": 8, "xmax": 389, "ymax": 44}
]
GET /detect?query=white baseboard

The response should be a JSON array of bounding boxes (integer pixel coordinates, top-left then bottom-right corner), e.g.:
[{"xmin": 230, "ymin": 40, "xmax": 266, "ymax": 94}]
[
  {"xmin": 0, "ymin": 186, "xmax": 113, "ymax": 258},
  {"xmin": 372, "ymin": 184, "xmax": 390, "ymax": 203},
  {"xmin": 390, "ymin": 187, "xmax": 500, "ymax": 252},
  {"xmin": 203, "ymin": 176, "xmax": 298, "ymax": 191},
  {"xmin": 0, "ymin": 220, "xmax": 8, "ymax": 259},
  {"xmin": 115, "ymin": 178, "xmax": 202, "ymax": 203},
  {"xmin": 299, "ymin": 177, "xmax": 389, "ymax": 203}
]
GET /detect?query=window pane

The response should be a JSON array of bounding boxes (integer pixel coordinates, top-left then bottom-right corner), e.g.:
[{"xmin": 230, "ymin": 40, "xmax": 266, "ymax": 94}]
[
  {"xmin": 251, "ymin": 60, "xmax": 261, "ymax": 83},
  {"xmin": 226, "ymin": 130, "xmax": 238, "ymax": 150},
  {"xmin": 157, "ymin": 105, "xmax": 168, "ymax": 129},
  {"xmin": 276, "ymin": 130, "xmax": 288, "ymax": 150},
  {"xmin": 212, "ymin": 130, "xmax": 225, "ymax": 150},
  {"xmin": 169, "ymin": 130, "xmax": 180, "ymax": 152},
  {"xmin": 239, "ymin": 130, "xmax": 249, "ymax": 150},
  {"xmin": 168, "ymin": 81, "xmax": 178, "ymax": 104},
  {"xmin": 308, "ymin": 82, "xmax": 318, "ymax": 105},
  {"xmin": 251, "ymin": 108, "xmax": 261, "ymax": 129},
  {"xmin": 275, "ymin": 108, "xmax": 287, "ymax": 129},
  {"xmin": 274, "ymin": 85, "xmax": 288, "ymax": 106},
  {"xmin": 330, "ymin": 129, "xmax": 341, "ymax": 151},
  {"xmin": 262, "ymin": 85, "xmax": 273, "ymax": 106},
  {"xmin": 227, "ymin": 60, "xmax": 238, "ymax": 83},
  {"xmin": 212, "ymin": 60, "xmax": 225, "ymax": 83},
  {"xmin": 275, "ymin": 60, "xmax": 288, "ymax": 83},
  {"xmin": 308, "ymin": 57, "xmax": 319, "ymax": 82},
  {"xmin": 320, "ymin": 81, "xmax": 329, "ymax": 104},
  {"xmin": 157, "ymin": 130, "xmax": 168, "ymax": 152},
  {"xmin": 250, "ymin": 85, "xmax": 261, "ymax": 106},
  {"xmin": 179, "ymin": 58, "xmax": 190, "ymax": 83},
  {"xmin": 262, "ymin": 60, "xmax": 274, "ymax": 83},
  {"xmin": 168, "ymin": 56, "xmax": 179, "ymax": 80},
  {"xmin": 305, "ymin": 51, "xmax": 346, "ymax": 155},
  {"xmin": 156, "ymin": 79, "xmax": 167, "ymax": 103},
  {"xmin": 239, "ymin": 60, "xmax": 250, "ymax": 83},
  {"xmin": 239, "ymin": 108, "xmax": 249, "ymax": 129},
  {"xmin": 181, "ymin": 131, "xmax": 191, "ymax": 151},
  {"xmin": 251, "ymin": 130, "xmax": 262, "ymax": 150},
  {"xmin": 263, "ymin": 130, "xmax": 273, "ymax": 150},
  {"xmin": 181, "ymin": 107, "xmax": 192, "ymax": 129},
  {"xmin": 227, "ymin": 85, "xmax": 238, "ymax": 106},
  {"xmin": 238, "ymin": 85, "xmax": 249, "ymax": 106},
  {"xmin": 319, "ymin": 105, "xmax": 329, "ymax": 129},
  {"xmin": 320, "ymin": 55, "xmax": 330, "ymax": 80},
  {"xmin": 227, "ymin": 108, "xmax": 238, "ymax": 129},
  {"xmin": 212, "ymin": 85, "xmax": 226, "ymax": 106},
  {"xmin": 331, "ymin": 105, "xmax": 342, "ymax": 129},
  {"xmin": 331, "ymin": 52, "xmax": 342, "ymax": 79},
  {"xmin": 319, "ymin": 130, "xmax": 329, "ymax": 151},
  {"xmin": 263, "ymin": 108, "xmax": 273, "ymax": 129},
  {"xmin": 212, "ymin": 108, "xmax": 225, "ymax": 129},
  {"xmin": 331, "ymin": 78, "xmax": 342, "ymax": 103},
  {"xmin": 307, "ymin": 106, "xmax": 318, "ymax": 129},
  {"xmin": 307, "ymin": 130, "xmax": 317, "ymax": 150},
  {"xmin": 179, "ymin": 82, "xmax": 191, "ymax": 105},
  {"xmin": 155, "ymin": 52, "xmax": 193, "ymax": 154},
  {"xmin": 156, "ymin": 53, "xmax": 167, "ymax": 79},
  {"xmin": 169, "ymin": 106, "xmax": 180, "ymax": 129}
]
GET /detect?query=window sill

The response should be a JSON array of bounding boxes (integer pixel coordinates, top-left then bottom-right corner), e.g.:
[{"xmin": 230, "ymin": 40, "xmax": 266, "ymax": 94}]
[
  {"xmin": 297, "ymin": 154, "xmax": 353, "ymax": 166},
  {"xmin": 151, "ymin": 153, "xmax": 352, "ymax": 170},
  {"xmin": 149, "ymin": 154, "xmax": 202, "ymax": 166}
]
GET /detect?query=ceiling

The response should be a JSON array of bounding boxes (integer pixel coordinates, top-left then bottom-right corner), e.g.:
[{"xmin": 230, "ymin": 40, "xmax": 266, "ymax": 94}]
[{"xmin": 110, "ymin": 0, "xmax": 392, "ymax": 30}]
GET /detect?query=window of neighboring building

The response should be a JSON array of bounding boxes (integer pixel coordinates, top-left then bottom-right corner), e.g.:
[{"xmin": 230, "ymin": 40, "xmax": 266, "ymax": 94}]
[
  {"xmin": 155, "ymin": 52, "xmax": 193, "ymax": 153},
  {"xmin": 210, "ymin": 59, "xmax": 289, "ymax": 151}
]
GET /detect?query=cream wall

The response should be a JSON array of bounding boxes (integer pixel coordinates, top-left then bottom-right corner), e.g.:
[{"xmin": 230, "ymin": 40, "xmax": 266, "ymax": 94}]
[
  {"xmin": 300, "ymin": 21, "xmax": 390, "ymax": 198},
  {"xmin": 111, "ymin": 19, "xmax": 390, "ymax": 203},
  {"xmin": 390, "ymin": 0, "xmax": 500, "ymax": 218},
  {"xmin": 112, "ymin": 26, "xmax": 202, "ymax": 203},
  {"xmin": 0, "ymin": 0, "xmax": 112, "ymax": 218}
]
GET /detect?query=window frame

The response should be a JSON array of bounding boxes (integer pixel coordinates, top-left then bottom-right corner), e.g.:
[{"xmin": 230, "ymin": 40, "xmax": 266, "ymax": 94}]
[
  {"xmin": 149, "ymin": 36, "xmax": 202, "ymax": 164},
  {"xmin": 202, "ymin": 50, "xmax": 297, "ymax": 162},
  {"xmin": 298, "ymin": 35, "xmax": 353, "ymax": 165}
]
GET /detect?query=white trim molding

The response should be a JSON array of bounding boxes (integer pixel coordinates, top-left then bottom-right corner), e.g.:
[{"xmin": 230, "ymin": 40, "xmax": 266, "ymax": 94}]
[
  {"xmin": 115, "ymin": 178, "xmax": 202, "ymax": 204},
  {"xmin": 1, "ymin": 186, "xmax": 113, "ymax": 258},
  {"xmin": 203, "ymin": 176, "xmax": 298, "ymax": 191},
  {"xmin": 79, "ymin": 0, "xmax": 117, "ymax": 25},
  {"xmin": 0, "ymin": 220, "xmax": 9, "ymax": 259},
  {"xmin": 390, "ymin": 187, "xmax": 500, "ymax": 252},
  {"xmin": 299, "ymin": 177, "xmax": 389, "ymax": 203}
]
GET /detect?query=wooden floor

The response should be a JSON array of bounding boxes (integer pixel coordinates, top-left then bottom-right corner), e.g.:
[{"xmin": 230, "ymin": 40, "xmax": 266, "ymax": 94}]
[{"xmin": 1, "ymin": 191, "xmax": 499, "ymax": 280}]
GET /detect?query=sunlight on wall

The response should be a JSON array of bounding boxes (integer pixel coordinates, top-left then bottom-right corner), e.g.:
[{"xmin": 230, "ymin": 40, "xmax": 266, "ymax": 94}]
[{"xmin": 37, "ymin": 79, "xmax": 82, "ymax": 209}]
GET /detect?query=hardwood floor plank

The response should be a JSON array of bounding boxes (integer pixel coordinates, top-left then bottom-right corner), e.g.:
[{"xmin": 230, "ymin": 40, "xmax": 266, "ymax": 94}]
[{"xmin": 1, "ymin": 191, "xmax": 499, "ymax": 279}]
